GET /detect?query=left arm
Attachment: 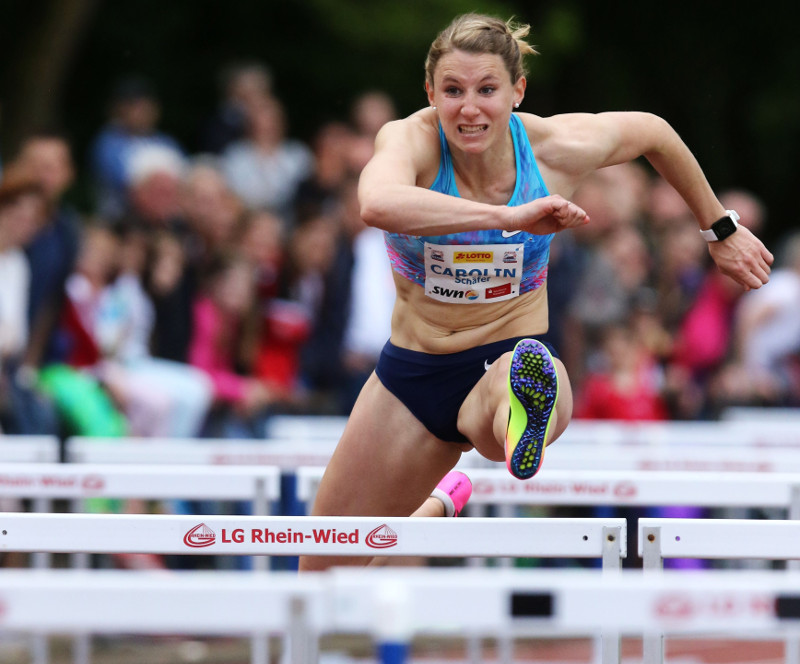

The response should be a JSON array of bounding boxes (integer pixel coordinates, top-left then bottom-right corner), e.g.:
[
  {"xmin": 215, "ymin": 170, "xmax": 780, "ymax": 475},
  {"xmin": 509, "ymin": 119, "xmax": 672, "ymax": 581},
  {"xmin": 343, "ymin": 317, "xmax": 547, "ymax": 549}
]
[{"xmin": 534, "ymin": 111, "xmax": 774, "ymax": 290}]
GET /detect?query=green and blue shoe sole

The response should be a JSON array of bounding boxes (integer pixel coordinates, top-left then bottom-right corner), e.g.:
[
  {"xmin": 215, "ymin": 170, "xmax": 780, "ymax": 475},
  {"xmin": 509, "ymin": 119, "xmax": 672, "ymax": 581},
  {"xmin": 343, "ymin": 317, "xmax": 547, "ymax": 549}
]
[{"xmin": 505, "ymin": 339, "xmax": 559, "ymax": 480}]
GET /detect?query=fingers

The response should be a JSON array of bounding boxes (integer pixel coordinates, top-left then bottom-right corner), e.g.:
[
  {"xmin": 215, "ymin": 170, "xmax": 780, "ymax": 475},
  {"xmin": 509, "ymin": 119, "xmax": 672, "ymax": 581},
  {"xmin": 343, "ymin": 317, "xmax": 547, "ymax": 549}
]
[
  {"xmin": 550, "ymin": 196, "xmax": 589, "ymax": 228},
  {"xmin": 727, "ymin": 255, "xmax": 770, "ymax": 291},
  {"xmin": 752, "ymin": 262, "xmax": 771, "ymax": 285}
]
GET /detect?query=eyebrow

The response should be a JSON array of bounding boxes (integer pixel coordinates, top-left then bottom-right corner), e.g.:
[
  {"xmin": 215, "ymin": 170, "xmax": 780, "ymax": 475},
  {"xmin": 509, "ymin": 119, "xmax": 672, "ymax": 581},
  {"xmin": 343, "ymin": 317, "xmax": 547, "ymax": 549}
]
[{"xmin": 440, "ymin": 73, "xmax": 501, "ymax": 85}]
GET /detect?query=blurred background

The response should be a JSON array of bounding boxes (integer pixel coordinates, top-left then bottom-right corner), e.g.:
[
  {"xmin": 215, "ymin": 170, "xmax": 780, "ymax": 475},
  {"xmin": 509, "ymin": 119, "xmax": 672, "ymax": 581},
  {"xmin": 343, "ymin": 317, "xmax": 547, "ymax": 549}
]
[
  {"xmin": 1, "ymin": 0, "xmax": 798, "ymax": 233},
  {"xmin": 1, "ymin": 0, "xmax": 799, "ymax": 442}
]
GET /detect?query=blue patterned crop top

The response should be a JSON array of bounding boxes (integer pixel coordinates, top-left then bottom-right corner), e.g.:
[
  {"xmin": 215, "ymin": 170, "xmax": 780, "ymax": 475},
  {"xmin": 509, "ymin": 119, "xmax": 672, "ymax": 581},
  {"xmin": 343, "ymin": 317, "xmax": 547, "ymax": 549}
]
[{"xmin": 383, "ymin": 114, "xmax": 553, "ymax": 304}]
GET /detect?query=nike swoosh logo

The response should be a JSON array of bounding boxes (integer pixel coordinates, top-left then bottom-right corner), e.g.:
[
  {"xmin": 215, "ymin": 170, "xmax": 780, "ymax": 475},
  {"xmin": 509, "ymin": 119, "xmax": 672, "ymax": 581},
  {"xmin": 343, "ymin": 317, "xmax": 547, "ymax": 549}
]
[
  {"xmin": 484, "ymin": 359, "xmax": 493, "ymax": 371},
  {"xmin": 501, "ymin": 230, "xmax": 522, "ymax": 238}
]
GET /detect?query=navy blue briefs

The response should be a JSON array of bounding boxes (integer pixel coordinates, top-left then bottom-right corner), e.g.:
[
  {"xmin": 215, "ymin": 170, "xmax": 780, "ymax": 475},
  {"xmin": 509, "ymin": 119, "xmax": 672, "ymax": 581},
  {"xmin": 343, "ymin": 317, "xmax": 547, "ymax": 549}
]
[{"xmin": 375, "ymin": 336, "xmax": 559, "ymax": 444}]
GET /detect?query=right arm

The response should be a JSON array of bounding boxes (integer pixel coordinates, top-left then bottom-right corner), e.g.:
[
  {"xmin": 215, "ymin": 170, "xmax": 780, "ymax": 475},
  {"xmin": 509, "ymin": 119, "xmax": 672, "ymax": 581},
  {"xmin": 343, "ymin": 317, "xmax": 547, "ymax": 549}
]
[{"xmin": 358, "ymin": 114, "xmax": 588, "ymax": 236}]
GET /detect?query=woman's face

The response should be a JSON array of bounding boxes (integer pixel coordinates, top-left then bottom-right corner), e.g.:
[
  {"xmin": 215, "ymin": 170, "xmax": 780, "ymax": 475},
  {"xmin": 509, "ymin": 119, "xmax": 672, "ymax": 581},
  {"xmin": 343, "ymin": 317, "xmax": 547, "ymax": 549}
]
[{"xmin": 426, "ymin": 49, "xmax": 524, "ymax": 154}]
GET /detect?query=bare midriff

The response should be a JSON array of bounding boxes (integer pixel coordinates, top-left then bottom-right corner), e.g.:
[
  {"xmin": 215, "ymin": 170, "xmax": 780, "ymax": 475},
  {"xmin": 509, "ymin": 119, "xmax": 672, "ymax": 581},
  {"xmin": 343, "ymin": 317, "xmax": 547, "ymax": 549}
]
[{"xmin": 389, "ymin": 273, "xmax": 549, "ymax": 354}]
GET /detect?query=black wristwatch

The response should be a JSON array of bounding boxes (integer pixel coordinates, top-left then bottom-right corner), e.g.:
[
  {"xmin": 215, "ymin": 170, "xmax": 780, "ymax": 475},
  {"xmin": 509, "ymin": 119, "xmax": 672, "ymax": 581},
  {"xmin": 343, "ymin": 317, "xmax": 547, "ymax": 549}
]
[{"xmin": 699, "ymin": 210, "xmax": 740, "ymax": 242}]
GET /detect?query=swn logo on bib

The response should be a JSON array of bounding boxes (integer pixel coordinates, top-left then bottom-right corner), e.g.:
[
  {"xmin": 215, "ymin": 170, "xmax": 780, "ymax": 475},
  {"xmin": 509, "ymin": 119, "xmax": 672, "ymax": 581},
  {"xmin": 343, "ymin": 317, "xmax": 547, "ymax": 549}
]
[
  {"xmin": 431, "ymin": 286, "xmax": 479, "ymax": 300},
  {"xmin": 365, "ymin": 524, "xmax": 398, "ymax": 549},
  {"xmin": 184, "ymin": 523, "xmax": 216, "ymax": 548}
]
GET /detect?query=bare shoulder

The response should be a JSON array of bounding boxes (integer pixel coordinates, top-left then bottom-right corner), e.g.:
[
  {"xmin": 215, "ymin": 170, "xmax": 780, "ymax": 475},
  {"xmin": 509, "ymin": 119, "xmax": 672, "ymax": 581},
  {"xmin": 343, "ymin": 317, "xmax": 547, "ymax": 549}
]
[
  {"xmin": 518, "ymin": 112, "xmax": 610, "ymax": 157},
  {"xmin": 373, "ymin": 108, "xmax": 441, "ymax": 184},
  {"xmin": 376, "ymin": 108, "xmax": 439, "ymax": 153}
]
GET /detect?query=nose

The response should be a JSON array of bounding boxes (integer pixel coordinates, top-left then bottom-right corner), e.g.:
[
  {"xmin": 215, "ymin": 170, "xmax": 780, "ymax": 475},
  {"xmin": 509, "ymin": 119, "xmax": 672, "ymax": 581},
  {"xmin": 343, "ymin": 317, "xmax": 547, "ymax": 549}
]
[{"xmin": 460, "ymin": 92, "xmax": 480, "ymax": 118}]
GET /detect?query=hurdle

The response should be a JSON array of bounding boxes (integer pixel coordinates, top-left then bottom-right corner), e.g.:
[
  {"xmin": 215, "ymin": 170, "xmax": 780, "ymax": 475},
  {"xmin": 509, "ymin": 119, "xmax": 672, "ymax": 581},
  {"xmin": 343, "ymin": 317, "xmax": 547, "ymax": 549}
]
[
  {"xmin": 561, "ymin": 417, "xmax": 800, "ymax": 447},
  {"xmin": 0, "ymin": 513, "xmax": 626, "ymax": 565},
  {"xmin": 0, "ymin": 464, "xmax": 281, "ymax": 664},
  {"xmin": 0, "ymin": 463, "xmax": 282, "ymax": 567},
  {"xmin": 0, "ymin": 435, "xmax": 60, "ymax": 463},
  {"xmin": 298, "ymin": 467, "xmax": 800, "ymax": 515},
  {"xmin": 640, "ymin": 518, "xmax": 800, "ymax": 664},
  {"xmin": 541, "ymin": 440, "xmax": 800, "ymax": 472},
  {"xmin": 640, "ymin": 518, "xmax": 800, "ymax": 570},
  {"xmin": 3, "ymin": 568, "xmax": 800, "ymax": 664},
  {"xmin": 264, "ymin": 414, "xmax": 348, "ymax": 439},
  {"xmin": 64, "ymin": 436, "xmax": 339, "ymax": 469},
  {"xmin": 261, "ymin": 413, "xmax": 800, "ymax": 447},
  {"xmin": 0, "ymin": 462, "xmax": 280, "ymax": 508},
  {"xmin": 0, "ymin": 513, "xmax": 625, "ymax": 663}
]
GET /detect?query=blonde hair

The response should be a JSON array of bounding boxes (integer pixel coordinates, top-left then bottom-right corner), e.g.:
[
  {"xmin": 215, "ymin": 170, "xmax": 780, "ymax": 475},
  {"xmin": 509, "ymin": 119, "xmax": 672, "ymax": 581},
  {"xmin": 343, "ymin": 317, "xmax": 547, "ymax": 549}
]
[{"xmin": 425, "ymin": 13, "xmax": 537, "ymax": 86}]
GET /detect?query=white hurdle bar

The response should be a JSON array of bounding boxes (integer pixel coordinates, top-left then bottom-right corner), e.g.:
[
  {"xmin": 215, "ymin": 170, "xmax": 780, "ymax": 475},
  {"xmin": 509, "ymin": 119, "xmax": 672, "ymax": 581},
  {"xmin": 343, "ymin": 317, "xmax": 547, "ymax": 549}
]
[
  {"xmin": 65, "ymin": 436, "xmax": 339, "ymax": 470},
  {"xmin": 66, "ymin": 434, "xmax": 800, "ymax": 475},
  {"xmin": 298, "ymin": 467, "xmax": 800, "ymax": 515},
  {"xmin": 262, "ymin": 414, "xmax": 800, "ymax": 447},
  {"xmin": 0, "ymin": 513, "xmax": 626, "ymax": 565},
  {"xmin": 541, "ymin": 441, "xmax": 800, "ymax": 473},
  {"xmin": 561, "ymin": 417, "xmax": 800, "ymax": 446},
  {"xmin": 3, "ymin": 568, "xmax": 800, "ymax": 663},
  {"xmin": 0, "ymin": 463, "xmax": 281, "ymax": 506},
  {"xmin": 640, "ymin": 518, "xmax": 800, "ymax": 664},
  {"xmin": 0, "ymin": 435, "xmax": 60, "ymax": 462},
  {"xmin": 260, "ymin": 414, "xmax": 800, "ymax": 446},
  {"xmin": 640, "ymin": 518, "xmax": 800, "ymax": 569}
]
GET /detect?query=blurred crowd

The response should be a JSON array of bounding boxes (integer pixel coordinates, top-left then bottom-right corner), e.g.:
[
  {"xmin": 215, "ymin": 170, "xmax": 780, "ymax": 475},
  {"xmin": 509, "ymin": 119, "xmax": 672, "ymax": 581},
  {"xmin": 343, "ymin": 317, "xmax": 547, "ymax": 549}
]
[{"xmin": 1, "ymin": 62, "xmax": 799, "ymax": 442}]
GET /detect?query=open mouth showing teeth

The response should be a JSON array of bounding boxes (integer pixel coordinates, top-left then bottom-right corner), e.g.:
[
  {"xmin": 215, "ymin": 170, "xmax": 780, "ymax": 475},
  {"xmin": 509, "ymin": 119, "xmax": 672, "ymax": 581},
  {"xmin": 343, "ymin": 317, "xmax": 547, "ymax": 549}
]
[{"xmin": 459, "ymin": 125, "xmax": 488, "ymax": 134}]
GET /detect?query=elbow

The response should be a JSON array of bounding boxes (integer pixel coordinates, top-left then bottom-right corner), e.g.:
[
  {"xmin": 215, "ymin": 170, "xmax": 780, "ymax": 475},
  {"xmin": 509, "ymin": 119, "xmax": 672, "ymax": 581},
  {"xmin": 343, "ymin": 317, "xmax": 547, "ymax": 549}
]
[{"xmin": 359, "ymin": 193, "xmax": 388, "ymax": 230}]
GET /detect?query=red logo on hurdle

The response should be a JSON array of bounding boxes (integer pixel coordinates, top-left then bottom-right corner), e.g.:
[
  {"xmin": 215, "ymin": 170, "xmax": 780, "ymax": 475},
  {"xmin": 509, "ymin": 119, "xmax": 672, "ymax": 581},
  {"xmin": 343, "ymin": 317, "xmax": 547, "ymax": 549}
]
[
  {"xmin": 184, "ymin": 523, "xmax": 216, "ymax": 548},
  {"xmin": 366, "ymin": 524, "xmax": 398, "ymax": 549},
  {"xmin": 655, "ymin": 594, "xmax": 694, "ymax": 620},
  {"xmin": 81, "ymin": 475, "xmax": 105, "ymax": 492},
  {"xmin": 613, "ymin": 481, "xmax": 637, "ymax": 499}
]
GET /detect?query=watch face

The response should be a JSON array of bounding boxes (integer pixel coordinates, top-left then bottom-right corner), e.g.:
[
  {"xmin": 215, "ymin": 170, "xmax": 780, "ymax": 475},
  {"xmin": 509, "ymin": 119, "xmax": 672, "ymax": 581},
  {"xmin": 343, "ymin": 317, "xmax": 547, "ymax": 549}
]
[{"xmin": 712, "ymin": 217, "xmax": 737, "ymax": 240}]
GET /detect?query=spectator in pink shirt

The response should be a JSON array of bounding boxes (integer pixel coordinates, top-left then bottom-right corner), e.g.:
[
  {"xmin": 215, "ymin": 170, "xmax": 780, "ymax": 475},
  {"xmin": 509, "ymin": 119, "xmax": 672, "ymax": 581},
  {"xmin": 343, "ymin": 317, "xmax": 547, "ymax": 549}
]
[{"xmin": 188, "ymin": 252, "xmax": 275, "ymax": 436}]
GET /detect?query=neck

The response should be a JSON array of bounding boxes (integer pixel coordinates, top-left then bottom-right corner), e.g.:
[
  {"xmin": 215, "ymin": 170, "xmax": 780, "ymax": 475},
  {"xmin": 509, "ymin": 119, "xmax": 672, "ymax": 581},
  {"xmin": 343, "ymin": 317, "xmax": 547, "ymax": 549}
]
[{"xmin": 449, "ymin": 127, "xmax": 516, "ymax": 204}]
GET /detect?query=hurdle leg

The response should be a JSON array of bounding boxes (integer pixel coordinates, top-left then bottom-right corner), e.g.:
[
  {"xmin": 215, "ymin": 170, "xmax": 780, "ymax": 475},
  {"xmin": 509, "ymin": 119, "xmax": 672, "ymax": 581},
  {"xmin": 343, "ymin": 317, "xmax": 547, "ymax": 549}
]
[
  {"xmin": 250, "ymin": 631, "xmax": 269, "ymax": 664},
  {"xmin": 31, "ymin": 498, "xmax": 52, "ymax": 664},
  {"xmin": 600, "ymin": 525, "xmax": 622, "ymax": 664},
  {"xmin": 250, "ymin": 476, "xmax": 272, "ymax": 662},
  {"xmin": 31, "ymin": 633, "xmax": 49, "ymax": 664},
  {"xmin": 252, "ymin": 478, "xmax": 271, "ymax": 572},
  {"xmin": 641, "ymin": 526, "xmax": 664, "ymax": 664},
  {"xmin": 374, "ymin": 580, "xmax": 412, "ymax": 664},
  {"xmin": 785, "ymin": 486, "xmax": 800, "ymax": 664},
  {"xmin": 284, "ymin": 596, "xmax": 316, "ymax": 664},
  {"xmin": 69, "ymin": 498, "xmax": 92, "ymax": 664},
  {"xmin": 496, "ymin": 630, "xmax": 513, "ymax": 664},
  {"xmin": 467, "ymin": 634, "xmax": 482, "ymax": 664},
  {"xmin": 466, "ymin": 504, "xmax": 487, "ymax": 663}
]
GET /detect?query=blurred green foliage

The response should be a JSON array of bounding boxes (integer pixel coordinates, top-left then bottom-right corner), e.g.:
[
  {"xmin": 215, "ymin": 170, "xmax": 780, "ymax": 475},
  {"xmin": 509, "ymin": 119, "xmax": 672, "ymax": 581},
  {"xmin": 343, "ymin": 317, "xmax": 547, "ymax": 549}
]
[{"xmin": 0, "ymin": 0, "xmax": 797, "ymax": 240}]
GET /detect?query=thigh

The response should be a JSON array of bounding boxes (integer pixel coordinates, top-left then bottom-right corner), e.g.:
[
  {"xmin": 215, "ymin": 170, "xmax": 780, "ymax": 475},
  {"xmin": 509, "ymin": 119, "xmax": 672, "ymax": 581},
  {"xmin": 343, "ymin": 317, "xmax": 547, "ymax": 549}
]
[{"xmin": 302, "ymin": 372, "xmax": 466, "ymax": 569}]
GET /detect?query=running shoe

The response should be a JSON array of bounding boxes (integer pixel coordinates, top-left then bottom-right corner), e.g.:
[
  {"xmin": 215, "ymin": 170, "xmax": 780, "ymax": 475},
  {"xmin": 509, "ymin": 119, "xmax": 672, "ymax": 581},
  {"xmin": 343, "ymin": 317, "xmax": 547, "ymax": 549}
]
[
  {"xmin": 505, "ymin": 338, "xmax": 559, "ymax": 479},
  {"xmin": 431, "ymin": 470, "xmax": 472, "ymax": 517}
]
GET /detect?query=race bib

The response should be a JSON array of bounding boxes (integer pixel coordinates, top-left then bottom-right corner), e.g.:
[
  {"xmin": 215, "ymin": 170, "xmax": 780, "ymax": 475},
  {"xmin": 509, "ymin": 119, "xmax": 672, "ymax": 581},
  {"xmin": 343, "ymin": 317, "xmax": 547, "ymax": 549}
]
[{"xmin": 424, "ymin": 242, "xmax": 524, "ymax": 304}]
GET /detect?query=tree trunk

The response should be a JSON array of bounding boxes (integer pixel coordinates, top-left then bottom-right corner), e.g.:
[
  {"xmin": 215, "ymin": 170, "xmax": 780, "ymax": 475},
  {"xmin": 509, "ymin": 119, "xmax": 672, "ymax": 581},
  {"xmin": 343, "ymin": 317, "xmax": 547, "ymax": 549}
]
[{"xmin": 2, "ymin": 0, "xmax": 99, "ymax": 156}]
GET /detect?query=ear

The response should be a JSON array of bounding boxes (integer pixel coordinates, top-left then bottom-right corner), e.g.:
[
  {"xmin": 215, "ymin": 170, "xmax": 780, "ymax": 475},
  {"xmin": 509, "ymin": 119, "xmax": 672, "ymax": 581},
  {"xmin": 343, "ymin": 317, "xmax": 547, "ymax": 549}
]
[
  {"xmin": 425, "ymin": 80, "xmax": 436, "ymax": 107},
  {"xmin": 514, "ymin": 76, "xmax": 527, "ymax": 107}
]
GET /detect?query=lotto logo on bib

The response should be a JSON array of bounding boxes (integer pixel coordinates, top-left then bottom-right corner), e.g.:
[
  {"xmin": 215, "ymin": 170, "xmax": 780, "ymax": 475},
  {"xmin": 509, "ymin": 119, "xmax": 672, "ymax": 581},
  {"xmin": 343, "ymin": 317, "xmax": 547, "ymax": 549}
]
[{"xmin": 454, "ymin": 251, "xmax": 493, "ymax": 263}]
